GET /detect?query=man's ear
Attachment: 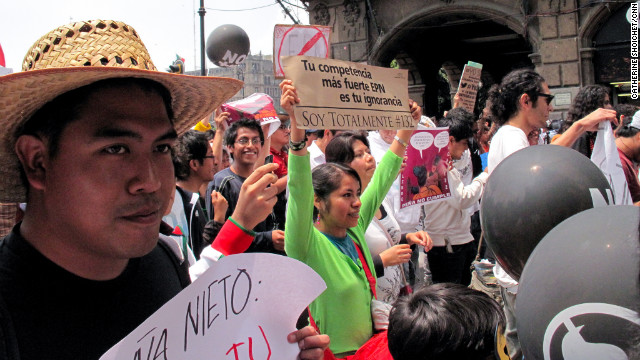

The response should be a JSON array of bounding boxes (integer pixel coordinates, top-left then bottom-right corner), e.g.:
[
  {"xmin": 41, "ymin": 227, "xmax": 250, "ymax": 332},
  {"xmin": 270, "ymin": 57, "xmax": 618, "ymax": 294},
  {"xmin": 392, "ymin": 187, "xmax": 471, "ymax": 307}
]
[
  {"xmin": 14, "ymin": 135, "xmax": 48, "ymax": 191},
  {"xmin": 189, "ymin": 159, "xmax": 200, "ymax": 172},
  {"xmin": 519, "ymin": 93, "xmax": 531, "ymax": 109},
  {"xmin": 449, "ymin": 135, "xmax": 456, "ymax": 145}
]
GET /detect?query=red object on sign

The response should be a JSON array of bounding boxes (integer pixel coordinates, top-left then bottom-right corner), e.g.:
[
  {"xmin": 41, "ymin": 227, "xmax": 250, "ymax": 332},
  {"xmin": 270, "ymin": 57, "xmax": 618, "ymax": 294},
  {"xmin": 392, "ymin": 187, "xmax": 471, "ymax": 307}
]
[
  {"xmin": 273, "ymin": 24, "xmax": 331, "ymax": 78},
  {"xmin": 220, "ymin": 93, "xmax": 280, "ymax": 131},
  {"xmin": 0, "ymin": 43, "xmax": 5, "ymax": 67}
]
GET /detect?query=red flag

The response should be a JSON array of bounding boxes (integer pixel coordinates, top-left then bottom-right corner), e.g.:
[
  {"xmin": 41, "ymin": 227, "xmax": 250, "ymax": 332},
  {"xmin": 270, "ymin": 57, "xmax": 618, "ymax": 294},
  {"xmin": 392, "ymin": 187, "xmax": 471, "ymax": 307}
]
[{"xmin": 0, "ymin": 43, "xmax": 5, "ymax": 67}]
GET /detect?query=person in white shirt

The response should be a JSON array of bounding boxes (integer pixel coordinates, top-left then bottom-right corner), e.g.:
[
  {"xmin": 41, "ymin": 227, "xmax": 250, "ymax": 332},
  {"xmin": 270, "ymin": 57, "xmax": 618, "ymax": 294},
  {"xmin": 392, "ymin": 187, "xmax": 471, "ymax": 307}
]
[
  {"xmin": 419, "ymin": 108, "xmax": 489, "ymax": 285},
  {"xmin": 486, "ymin": 68, "xmax": 617, "ymax": 359},
  {"xmin": 307, "ymin": 129, "xmax": 340, "ymax": 169}
]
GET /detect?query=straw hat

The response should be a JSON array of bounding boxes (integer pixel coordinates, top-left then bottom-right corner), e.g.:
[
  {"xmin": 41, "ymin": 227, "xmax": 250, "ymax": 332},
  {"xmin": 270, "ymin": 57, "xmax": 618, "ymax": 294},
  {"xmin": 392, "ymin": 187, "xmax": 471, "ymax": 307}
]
[{"xmin": 0, "ymin": 20, "xmax": 243, "ymax": 202}]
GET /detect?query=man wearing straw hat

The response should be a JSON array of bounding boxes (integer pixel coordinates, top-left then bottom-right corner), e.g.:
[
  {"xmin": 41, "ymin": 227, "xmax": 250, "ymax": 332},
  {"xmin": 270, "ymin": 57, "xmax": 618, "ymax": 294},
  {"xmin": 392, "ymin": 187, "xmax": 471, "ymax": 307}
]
[{"xmin": 0, "ymin": 20, "xmax": 328, "ymax": 359}]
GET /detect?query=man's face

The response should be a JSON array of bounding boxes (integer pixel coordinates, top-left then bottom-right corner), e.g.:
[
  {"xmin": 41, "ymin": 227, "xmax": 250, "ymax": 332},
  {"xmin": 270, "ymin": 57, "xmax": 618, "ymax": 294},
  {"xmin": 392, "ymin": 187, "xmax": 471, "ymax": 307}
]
[
  {"xmin": 229, "ymin": 127, "xmax": 262, "ymax": 167},
  {"xmin": 379, "ymin": 130, "xmax": 397, "ymax": 144},
  {"xmin": 40, "ymin": 83, "xmax": 176, "ymax": 262},
  {"xmin": 530, "ymin": 82, "xmax": 553, "ymax": 130},
  {"xmin": 271, "ymin": 123, "xmax": 290, "ymax": 149},
  {"xmin": 196, "ymin": 146, "xmax": 216, "ymax": 182},
  {"xmin": 449, "ymin": 137, "xmax": 469, "ymax": 160}
]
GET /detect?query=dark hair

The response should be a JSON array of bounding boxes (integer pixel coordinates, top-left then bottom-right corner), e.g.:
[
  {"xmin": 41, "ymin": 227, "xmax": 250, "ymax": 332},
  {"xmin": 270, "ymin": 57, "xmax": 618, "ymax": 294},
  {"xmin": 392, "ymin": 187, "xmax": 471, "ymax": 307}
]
[
  {"xmin": 223, "ymin": 118, "xmax": 264, "ymax": 159},
  {"xmin": 488, "ymin": 69, "xmax": 545, "ymax": 125},
  {"xmin": 615, "ymin": 104, "xmax": 639, "ymax": 125},
  {"xmin": 388, "ymin": 283, "xmax": 505, "ymax": 360},
  {"xmin": 438, "ymin": 108, "xmax": 475, "ymax": 141},
  {"xmin": 615, "ymin": 105, "xmax": 640, "ymax": 138},
  {"xmin": 204, "ymin": 129, "xmax": 216, "ymax": 141},
  {"xmin": 172, "ymin": 130, "xmax": 210, "ymax": 181},
  {"xmin": 19, "ymin": 77, "xmax": 173, "ymax": 158},
  {"xmin": 325, "ymin": 131, "xmax": 370, "ymax": 164},
  {"xmin": 315, "ymin": 129, "xmax": 338, "ymax": 139},
  {"xmin": 566, "ymin": 85, "xmax": 610, "ymax": 124},
  {"xmin": 311, "ymin": 162, "xmax": 361, "ymax": 220}
]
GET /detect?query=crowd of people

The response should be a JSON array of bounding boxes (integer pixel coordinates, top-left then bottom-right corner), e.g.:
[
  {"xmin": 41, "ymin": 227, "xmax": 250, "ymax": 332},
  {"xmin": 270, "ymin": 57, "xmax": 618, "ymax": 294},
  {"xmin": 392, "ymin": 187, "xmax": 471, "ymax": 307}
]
[{"xmin": 0, "ymin": 18, "xmax": 637, "ymax": 360}]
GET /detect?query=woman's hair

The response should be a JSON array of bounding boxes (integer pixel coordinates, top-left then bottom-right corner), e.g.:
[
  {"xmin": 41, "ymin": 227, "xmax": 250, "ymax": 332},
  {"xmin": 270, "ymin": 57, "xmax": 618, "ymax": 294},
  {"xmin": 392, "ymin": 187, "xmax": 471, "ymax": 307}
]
[
  {"xmin": 566, "ymin": 85, "xmax": 609, "ymax": 124},
  {"xmin": 311, "ymin": 162, "xmax": 361, "ymax": 220},
  {"xmin": 325, "ymin": 131, "xmax": 370, "ymax": 165}
]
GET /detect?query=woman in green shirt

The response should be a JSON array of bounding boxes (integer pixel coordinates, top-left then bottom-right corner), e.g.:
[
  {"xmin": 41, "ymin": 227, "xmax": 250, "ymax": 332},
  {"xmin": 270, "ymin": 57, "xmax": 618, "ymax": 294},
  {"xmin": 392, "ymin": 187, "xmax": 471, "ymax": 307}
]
[{"xmin": 280, "ymin": 80, "xmax": 420, "ymax": 356}]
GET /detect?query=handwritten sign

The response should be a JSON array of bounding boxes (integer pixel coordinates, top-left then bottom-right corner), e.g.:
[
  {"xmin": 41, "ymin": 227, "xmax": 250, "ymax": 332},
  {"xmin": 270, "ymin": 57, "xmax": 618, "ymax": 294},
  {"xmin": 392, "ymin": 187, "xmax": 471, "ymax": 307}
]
[
  {"xmin": 100, "ymin": 253, "xmax": 326, "ymax": 360},
  {"xmin": 456, "ymin": 61, "xmax": 483, "ymax": 114},
  {"xmin": 274, "ymin": 24, "xmax": 331, "ymax": 78},
  {"xmin": 400, "ymin": 128, "xmax": 452, "ymax": 209},
  {"xmin": 282, "ymin": 56, "xmax": 413, "ymax": 130}
]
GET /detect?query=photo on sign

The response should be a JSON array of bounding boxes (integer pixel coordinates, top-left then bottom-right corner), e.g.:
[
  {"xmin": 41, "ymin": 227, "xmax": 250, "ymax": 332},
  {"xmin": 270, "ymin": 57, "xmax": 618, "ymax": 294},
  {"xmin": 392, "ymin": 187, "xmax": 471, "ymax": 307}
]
[{"xmin": 400, "ymin": 128, "xmax": 452, "ymax": 209}]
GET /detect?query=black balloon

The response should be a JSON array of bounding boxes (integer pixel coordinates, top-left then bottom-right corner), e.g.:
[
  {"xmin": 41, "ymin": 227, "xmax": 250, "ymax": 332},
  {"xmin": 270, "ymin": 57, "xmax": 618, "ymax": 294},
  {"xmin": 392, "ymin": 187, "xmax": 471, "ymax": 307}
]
[
  {"xmin": 517, "ymin": 206, "xmax": 640, "ymax": 360},
  {"xmin": 480, "ymin": 145, "xmax": 611, "ymax": 280},
  {"xmin": 206, "ymin": 24, "xmax": 250, "ymax": 67}
]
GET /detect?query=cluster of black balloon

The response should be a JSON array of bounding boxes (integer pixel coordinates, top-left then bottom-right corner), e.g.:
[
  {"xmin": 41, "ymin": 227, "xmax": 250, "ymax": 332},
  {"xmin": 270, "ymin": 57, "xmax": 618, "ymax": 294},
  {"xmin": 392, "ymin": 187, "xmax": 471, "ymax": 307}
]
[{"xmin": 480, "ymin": 145, "xmax": 640, "ymax": 359}]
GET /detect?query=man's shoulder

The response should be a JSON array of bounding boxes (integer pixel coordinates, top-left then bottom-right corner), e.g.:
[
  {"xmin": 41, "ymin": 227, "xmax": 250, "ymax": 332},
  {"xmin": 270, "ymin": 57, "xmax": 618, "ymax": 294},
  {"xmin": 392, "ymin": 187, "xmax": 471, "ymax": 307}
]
[{"xmin": 214, "ymin": 168, "xmax": 240, "ymax": 185}]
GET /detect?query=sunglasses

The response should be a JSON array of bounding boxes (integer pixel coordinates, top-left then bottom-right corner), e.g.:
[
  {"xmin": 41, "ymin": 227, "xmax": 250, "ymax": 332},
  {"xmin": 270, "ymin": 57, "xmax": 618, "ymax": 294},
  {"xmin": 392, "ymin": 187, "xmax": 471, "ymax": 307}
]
[{"xmin": 537, "ymin": 93, "xmax": 555, "ymax": 105}]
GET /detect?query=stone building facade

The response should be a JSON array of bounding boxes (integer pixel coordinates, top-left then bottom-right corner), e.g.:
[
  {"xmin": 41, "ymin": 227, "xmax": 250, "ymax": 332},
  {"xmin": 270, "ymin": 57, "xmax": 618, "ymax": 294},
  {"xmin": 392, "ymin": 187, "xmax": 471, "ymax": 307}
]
[
  {"xmin": 304, "ymin": 0, "xmax": 635, "ymax": 119},
  {"xmin": 187, "ymin": 53, "xmax": 282, "ymax": 104}
]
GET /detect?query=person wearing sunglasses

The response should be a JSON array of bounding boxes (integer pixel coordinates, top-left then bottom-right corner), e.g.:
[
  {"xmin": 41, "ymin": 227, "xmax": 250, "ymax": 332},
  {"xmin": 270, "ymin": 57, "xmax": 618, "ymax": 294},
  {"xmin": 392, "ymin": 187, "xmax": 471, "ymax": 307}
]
[{"xmin": 486, "ymin": 69, "xmax": 617, "ymax": 360}]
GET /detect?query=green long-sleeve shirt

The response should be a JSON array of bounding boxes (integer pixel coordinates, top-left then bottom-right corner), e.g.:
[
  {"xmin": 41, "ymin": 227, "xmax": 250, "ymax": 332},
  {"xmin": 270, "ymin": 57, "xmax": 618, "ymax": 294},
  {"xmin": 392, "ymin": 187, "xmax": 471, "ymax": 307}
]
[{"xmin": 285, "ymin": 150, "xmax": 402, "ymax": 354}]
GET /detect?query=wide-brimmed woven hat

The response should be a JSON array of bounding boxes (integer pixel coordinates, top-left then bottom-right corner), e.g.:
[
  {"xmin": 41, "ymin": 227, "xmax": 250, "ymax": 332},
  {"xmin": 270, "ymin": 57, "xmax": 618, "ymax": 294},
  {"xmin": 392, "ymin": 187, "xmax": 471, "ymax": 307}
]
[{"xmin": 0, "ymin": 19, "xmax": 243, "ymax": 202}]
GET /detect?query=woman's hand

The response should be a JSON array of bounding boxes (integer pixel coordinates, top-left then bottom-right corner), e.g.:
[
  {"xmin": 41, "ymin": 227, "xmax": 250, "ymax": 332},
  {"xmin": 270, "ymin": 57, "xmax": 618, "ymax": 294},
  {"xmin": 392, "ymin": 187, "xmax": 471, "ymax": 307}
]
[
  {"xmin": 379, "ymin": 244, "xmax": 412, "ymax": 267},
  {"xmin": 279, "ymin": 79, "xmax": 306, "ymax": 149},
  {"xmin": 406, "ymin": 231, "xmax": 433, "ymax": 252}
]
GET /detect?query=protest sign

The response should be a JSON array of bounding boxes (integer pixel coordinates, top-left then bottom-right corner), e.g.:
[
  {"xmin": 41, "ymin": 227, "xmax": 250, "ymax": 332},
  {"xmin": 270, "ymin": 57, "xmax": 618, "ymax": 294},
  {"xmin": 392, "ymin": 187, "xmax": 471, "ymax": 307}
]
[
  {"xmin": 591, "ymin": 121, "xmax": 632, "ymax": 205},
  {"xmin": 282, "ymin": 55, "xmax": 413, "ymax": 130},
  {"xmin": 100, "ymin": 253, "xmax": 326, "ymax": 360},
  {"xmin": 400, "ymin": 128, "xmax": 452, "ymax": 209},
  {"xmin": 221, "ymin": 93, "xmax": 281, "ymax": 137},
  {"xmin": 274, "ymin": 24, "xmax": 331, "ymax": 78},
  {"xmin": 456, "ymin": 61, "xmax": 482, "ymax": 114}
]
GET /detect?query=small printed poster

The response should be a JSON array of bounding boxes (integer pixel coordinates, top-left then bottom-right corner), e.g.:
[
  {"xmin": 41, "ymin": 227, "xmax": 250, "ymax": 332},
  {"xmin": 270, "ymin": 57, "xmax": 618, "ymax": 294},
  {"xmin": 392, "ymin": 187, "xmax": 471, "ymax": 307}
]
[
  {"xmin": 400, "ymin": 128, "xmax": 452, "ymax": 209},
  {"xmin": 221, "ymin": 93, "xmax": 281, "ymax": 137}
]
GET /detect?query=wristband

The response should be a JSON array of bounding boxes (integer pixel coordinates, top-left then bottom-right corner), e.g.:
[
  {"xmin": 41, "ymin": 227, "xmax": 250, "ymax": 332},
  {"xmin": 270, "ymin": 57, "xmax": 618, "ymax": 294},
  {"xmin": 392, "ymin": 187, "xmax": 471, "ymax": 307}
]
[
  {"xmin": 394, "ymin": 135, "xmax": 408, "ymax": 147},
  {"xmin": 228, "ymin": 217, "xmax": 256, "ymax": 236},
  {"xmin": 289, "ymin": 136, "xmax": 307, "ymax": 151}
]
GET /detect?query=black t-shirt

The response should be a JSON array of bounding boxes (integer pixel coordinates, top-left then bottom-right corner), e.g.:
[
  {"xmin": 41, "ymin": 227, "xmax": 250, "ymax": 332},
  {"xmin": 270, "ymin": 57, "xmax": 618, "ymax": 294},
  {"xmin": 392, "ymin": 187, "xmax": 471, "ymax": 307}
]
[{"xmin": 0, "ymin": 226, "xmax": 187, "ymax": 360}]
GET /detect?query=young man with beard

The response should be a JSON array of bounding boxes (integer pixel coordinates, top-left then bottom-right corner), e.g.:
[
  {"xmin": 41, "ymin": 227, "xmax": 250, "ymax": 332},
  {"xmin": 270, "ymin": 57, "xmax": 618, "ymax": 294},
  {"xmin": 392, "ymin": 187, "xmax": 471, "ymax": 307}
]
[{"xmin": 206, "ymin": 119, "xmax": 286, "ymax": 253}]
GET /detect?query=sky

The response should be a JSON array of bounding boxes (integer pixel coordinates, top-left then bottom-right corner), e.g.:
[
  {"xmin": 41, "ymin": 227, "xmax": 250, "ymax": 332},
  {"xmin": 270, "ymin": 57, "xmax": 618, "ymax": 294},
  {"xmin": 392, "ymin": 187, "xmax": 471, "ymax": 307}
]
[{"xmin": 0, "ymin": 0, "xmax": 309, "ymax": 72}]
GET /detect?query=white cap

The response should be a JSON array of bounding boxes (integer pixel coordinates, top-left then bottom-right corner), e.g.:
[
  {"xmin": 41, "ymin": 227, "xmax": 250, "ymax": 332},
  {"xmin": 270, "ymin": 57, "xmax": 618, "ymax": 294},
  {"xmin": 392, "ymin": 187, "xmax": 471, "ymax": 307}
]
[{"xmin": 630, "ymin": 110, "xmax": 640, "ymax": 130}]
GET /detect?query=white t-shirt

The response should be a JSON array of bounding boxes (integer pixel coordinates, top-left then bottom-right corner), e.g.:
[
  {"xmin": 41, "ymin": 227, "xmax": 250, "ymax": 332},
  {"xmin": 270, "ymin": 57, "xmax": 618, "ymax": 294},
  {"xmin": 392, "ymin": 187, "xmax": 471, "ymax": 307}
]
[
  {"xmin": 307, "ymin": 140, "xmax": 326, "ymax": 170},
  {"xmin": 365, "ymin": 198, "xmax": 404, "ymax": 304},
  {"xmin": 486, "ymin": 125, "xmax": 529, "ymax": 293}
]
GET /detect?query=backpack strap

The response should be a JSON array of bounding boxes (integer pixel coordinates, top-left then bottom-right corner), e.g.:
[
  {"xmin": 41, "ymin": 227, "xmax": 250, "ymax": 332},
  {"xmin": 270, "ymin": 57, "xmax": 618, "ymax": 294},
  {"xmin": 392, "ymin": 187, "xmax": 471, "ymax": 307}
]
[{"xmin": 157, "ymin": 238, "xmax": 191, "ymax": 289}]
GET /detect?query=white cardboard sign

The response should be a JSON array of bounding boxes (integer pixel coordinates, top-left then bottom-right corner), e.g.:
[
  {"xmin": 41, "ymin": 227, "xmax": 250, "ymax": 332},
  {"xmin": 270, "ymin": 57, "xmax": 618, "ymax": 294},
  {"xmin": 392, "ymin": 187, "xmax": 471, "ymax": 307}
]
[{"xmin": 100, "ymin": 253, "xmax": 326, "ymax": 360}]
